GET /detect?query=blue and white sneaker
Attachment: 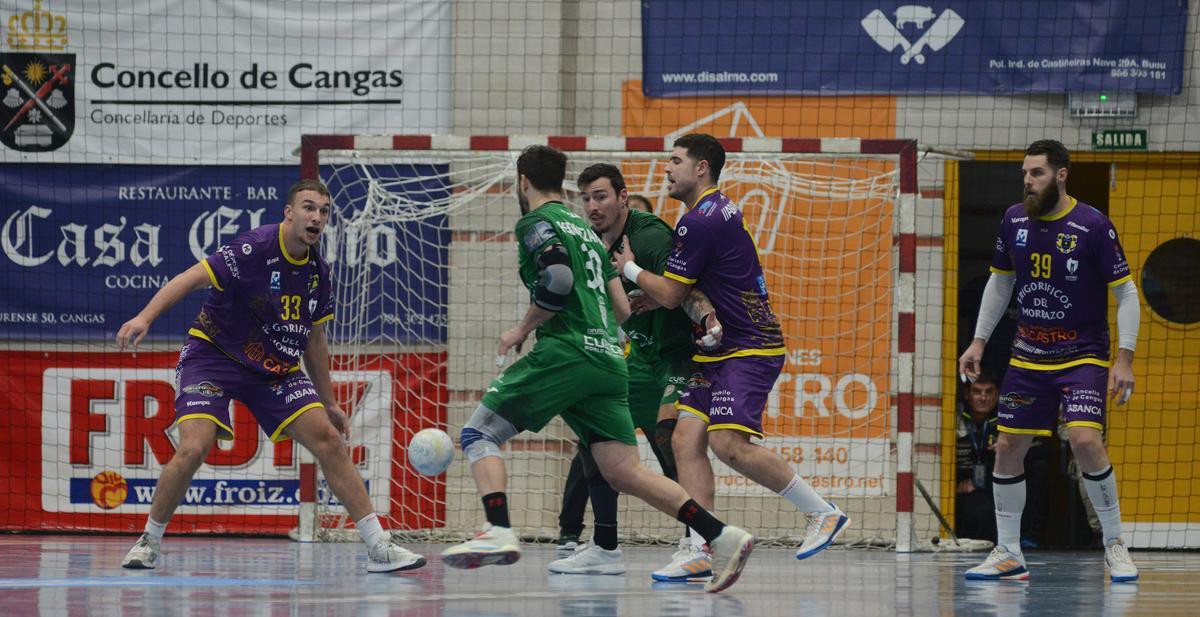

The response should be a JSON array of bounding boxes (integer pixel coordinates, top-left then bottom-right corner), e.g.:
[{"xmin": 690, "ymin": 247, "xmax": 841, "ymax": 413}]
[
  {"xmin": 1105, "ymin": 539, "xmax": 1139, "ymax": 582},
  {"xmin": 651, "ymin": 539, "xmax": 712, "ymax": 582},
  {"xmin": 965, "ymin": 545, "xmax": 1030, "ymax": 581},
  {"xmin": 795, "ymin": 504, "xmax": 850, "ymax": 560},
  {"xmin": 441, "ymin": 525, "xmax": 521, "ymax": 570}
]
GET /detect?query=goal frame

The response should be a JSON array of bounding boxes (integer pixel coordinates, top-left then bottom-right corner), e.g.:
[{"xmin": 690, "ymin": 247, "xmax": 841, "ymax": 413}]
[{"xmin": 298, "ymin": 134, "xmax": 920, "ymax": 552}]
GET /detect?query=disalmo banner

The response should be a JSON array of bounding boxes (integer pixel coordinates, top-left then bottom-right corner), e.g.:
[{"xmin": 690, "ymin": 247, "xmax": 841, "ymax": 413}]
[{"xmin": 642, "ymin": 0, "xmax": 1186, "ymax": 96}]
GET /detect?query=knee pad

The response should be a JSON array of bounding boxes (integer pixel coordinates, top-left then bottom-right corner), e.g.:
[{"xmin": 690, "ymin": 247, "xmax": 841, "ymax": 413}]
[{"xmin": 460, "ymin": 404, "xmax": 519, "ymax": 464}]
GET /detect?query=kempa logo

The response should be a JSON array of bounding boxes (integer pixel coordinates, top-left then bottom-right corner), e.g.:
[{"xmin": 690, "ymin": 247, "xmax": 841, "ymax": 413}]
[
  {"xmin": 861, "ymin": 6, "xmax": 964, "ymax": 65},
  {"xmin": 1, "ymin": 0, "xmax": 74, "ymax": 152},
  {"xmin": 1065, "ymin": 257, "xmax": 1079, "ymax": 281}
]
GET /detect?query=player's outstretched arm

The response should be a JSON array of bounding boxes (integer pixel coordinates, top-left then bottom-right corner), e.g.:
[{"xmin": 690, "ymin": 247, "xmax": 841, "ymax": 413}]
[
  {"xmin": 303, "ymin": 323, "xmax": 348, "ymax": 437},
  {"xmin": 958, "ymin": 271, "xmax": 1014, "ymax": 381},
  {"xmin": 116, "ymin": 261, "xmax": 211, "ymax": 351},
  {"xmin": 497, "ymin": 304, "xmax": 557, "ymax": 363},
  {"xmin": 611, "ymin": 235, "xmax": 690, "ymax": 309},
  {"xmin": 1109, "ymin": 279, "xmax": 1140, "ymax": 405}
]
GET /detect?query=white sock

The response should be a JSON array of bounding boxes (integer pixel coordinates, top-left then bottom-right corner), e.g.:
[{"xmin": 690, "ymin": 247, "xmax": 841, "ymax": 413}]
[
  {"xmin": 356, "ymin": 512, "xmax": 388, "ymax": 548},
  {"xmin": 1082, "ymin": 465, "xmax": 1123, "ymax": 544},
  {"xmin": 779, "ymin": 475, "xmax": 834, "ymax": 513},
  {"xmin": 144, "ymin": 517, "xmax": 167, "ymax": 544},
  {"xmin": 690, "ymin": 526, "xmax": 707, "ymax": 549},
  {"xmin": 992, "ymin": 473, "xmax": 1025, "ymax": 551}
]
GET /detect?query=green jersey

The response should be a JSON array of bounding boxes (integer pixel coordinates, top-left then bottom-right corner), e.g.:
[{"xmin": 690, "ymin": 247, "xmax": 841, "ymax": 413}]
[
  {"xmin": 608, "ymin": 210, "xmax": 694, "ymax": 366},
  {"xmin": 515, "ymin": 201, "xmax": 625, "ymax": 374}
]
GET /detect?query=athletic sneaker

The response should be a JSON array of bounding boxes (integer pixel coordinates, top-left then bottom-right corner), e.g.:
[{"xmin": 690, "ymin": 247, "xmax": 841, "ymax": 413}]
[
  {"xmin": 705, "ymin": 525, "xmax": 755, "ymax": 593},
  {"xmin": 121, "ymin": 533, "xmax": 161, "ymax": 569},
  {"xmin": 1105, "ymin": 539, "xmax": 1139, "ymax": 582},
  {"xmin": 796, "ymin": 504, "xmax": 850, "ymax": 560},
  {"xmin": 964, "ymin": 545, "xmax": 1030, "ymax": 580},
  {"xmin": 651, "ymin": 539, "xmax": 712, "ymax": 582},
  {"xmin": 555, "ymin": 534, "xmax": 581, "ymax": 557},
  {"xmin": 547, "ymin": 542, "xmax": 625, "ymax": 575},
  {"xmin": 441, "ymin": 525, "xmax": 521, "ymax": 570},
  {"xmin": 367, "ymin": 540, "xmax": 427, "ymax": 573}
]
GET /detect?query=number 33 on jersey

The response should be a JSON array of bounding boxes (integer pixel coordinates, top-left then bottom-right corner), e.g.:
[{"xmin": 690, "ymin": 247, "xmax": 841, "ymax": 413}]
[{"xmin": 514, "ymin": 202, "xmax": 624, "ymax": 362}]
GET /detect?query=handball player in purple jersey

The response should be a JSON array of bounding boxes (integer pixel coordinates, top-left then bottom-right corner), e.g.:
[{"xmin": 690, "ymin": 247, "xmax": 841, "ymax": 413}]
[
  {"xmin": 960, "ymin": 140, "xmax": 1139, "ymax": 582},
  {"xmin": 116, "ymin": 179, "xmax": 425, "ymax": 573},
  {"xmin": 612, "ymin": 134, "xmax": 850, "ymax": 576}
]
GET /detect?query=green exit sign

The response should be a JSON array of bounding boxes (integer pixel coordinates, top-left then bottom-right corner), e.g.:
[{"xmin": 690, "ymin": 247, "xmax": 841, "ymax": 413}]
[{"xmin": 1093, "ymin": 130, "xmax": 1147, "ymax": 150}]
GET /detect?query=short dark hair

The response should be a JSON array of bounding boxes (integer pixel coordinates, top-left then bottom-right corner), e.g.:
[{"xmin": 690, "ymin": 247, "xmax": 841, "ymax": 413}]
[
  {"xmin": 577, "ymin": 163, "xmax": 627, "ymax": 194},
  {"xmin": 628, "ymin": 194, "xmax": 652, "ymax": 212},
  {"xmin": 517, "ymin": 145, "xmax": 567, "ymax": 193},
  {"xmin": 673, "ymin": 133, "xmax": 726, "ymax": 183},
  {"xmin": 288, "ymin": 179, "xmax": 330, "ymax": 204},
  {"xmin": 1026, "ymin": 139, "xmax": 1070, "ymax": 170}
]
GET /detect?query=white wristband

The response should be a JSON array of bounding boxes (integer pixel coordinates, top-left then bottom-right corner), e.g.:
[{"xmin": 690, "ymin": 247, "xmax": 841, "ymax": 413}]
[{"xmin": 623, "ymin": 260, "xmax": 644, "ymax": 282}]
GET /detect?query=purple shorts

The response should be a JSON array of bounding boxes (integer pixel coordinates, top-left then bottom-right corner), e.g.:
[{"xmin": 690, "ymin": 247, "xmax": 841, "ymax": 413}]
[
  {"xmin": 174, "ymin": 337, "xmax": 324, "ymax": 442},
  {"xmin": 997, "ymin": 363, "xmax": 1108, "ymax": 436},
  {"xmin": 676, "ymin": 354, "xmax": 785, "ymax": 439}
]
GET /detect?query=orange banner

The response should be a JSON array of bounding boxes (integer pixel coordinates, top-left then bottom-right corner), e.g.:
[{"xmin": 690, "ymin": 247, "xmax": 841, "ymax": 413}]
[{"xmin": 621, "ymin": 82, "xmax": 897, "ymax": 441}]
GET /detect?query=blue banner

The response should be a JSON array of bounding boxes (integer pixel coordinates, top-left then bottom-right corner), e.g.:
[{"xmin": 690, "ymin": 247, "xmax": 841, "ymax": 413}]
[
  {"xmin": 0, "ymin": 165, "xmax": 447, "ymax": 343},
  {"xmin": 642, "ymin": 1, "xmax": 1187, "ymax": 96}
]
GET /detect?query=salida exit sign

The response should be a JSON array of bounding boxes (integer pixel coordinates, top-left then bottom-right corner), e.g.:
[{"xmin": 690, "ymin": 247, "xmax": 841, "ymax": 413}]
[{"xmin": 1092, "ymin": 130, "xmax": 1147, "ymax": 150}]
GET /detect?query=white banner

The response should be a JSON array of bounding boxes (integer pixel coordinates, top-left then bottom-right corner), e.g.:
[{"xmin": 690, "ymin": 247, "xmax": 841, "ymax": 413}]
[{"xmin": 0, "ymin": 0, "xmax": 451, "ymax": 163}]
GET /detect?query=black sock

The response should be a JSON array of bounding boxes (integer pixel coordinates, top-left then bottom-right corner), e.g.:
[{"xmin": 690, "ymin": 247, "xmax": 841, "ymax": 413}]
[
  {"xmin": 482, "ymin": 492, "xmax": 510, "ymax": 528},
  {"xmin": 587, "ymin": 474, "xmax": 620, "ymax": 550},
  {"xmin": 594, "ymin": 522, "xmax": 619, "ymax": 551},
  {"xmin": 675, "ymin": 499, "xmax": 725, "ymax": 544}
]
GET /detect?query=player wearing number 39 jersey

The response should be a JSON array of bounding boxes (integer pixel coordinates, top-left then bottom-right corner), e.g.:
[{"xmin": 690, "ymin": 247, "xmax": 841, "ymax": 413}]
[{"xmin": 960, "ymin": 139, "xmax": 1140, "ymax": 583}]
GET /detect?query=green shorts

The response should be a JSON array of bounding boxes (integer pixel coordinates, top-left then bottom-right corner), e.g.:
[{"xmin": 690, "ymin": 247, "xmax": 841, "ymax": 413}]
[
  {"xmin": 481, "ymin": 343, "xmax": 635, "ymax": 447},
  {"xmin": 627, "ymin": 352, "xmax": 696, "ymax": 434}
]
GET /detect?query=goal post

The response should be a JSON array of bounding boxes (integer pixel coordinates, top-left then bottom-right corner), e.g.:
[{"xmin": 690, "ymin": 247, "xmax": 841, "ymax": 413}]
[{"xmin": 297, "ymin": 134, "xmax": 922, "ymax": 550}]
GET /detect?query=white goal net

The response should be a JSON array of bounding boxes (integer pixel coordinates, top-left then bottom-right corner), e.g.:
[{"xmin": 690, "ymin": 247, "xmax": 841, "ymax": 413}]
[{"xmin": 298, "ymin": 136, "xmax": 935, "ymax": 549}]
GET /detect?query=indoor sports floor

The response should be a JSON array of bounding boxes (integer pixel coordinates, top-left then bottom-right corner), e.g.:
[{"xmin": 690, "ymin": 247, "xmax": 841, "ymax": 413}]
[{"xmin": 0, "ymin": 535, "xmax": 1195, "ymax": 616}]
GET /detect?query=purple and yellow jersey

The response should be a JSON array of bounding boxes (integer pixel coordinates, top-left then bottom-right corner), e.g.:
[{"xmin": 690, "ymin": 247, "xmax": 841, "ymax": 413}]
[
  {"xmin": 189, "ymin": 223, "xmax": 334, "ymax": 376},
  {"xmin": 989, "ymin": 198, "xmax": 1132, "ymax": 370},
  {"xmin": 664, "ymin": 188, "xmax": 786, "ymax": 362}
]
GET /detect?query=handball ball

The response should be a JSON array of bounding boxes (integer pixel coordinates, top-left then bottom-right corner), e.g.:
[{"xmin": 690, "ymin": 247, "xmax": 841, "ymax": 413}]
[{"xmin": 408, "ymin": 428, "xmax": 455, "ymax": 476}]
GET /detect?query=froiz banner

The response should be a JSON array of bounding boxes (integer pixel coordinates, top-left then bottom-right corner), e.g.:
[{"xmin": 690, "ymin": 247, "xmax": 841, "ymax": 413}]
[
  {"xmin": 0, "ymin": 164, "xmax": 448, "ymax": 342},
  {"xmin": 642, "ymin": 0, "xmax": 1187, "ymax": 96},
  {"xmin": 0, "ymin": 0, "xmax": 450, "ymax": 162}
]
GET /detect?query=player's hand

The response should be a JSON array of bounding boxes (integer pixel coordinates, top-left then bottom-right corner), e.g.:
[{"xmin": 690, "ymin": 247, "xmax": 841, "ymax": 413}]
[
  {"xmin": 956, "ymin": 479, "xmax": 975, "ymax": 494},
  {"xmin": 496, "ymin": 326, "xmax": 529, "ymax": 365},
  {"xmin": 611, "ymin": 235, "xmax": 636, "ymax": 279},
  {"xmin": 628, "ymin": 289, "xmax": 662, "ymax": 315},
  {"xmin": 696, "ymin": 313, "xmax": 723, "ymax": 349},
  {"xmin": 325, "ymin": 405, "xmax": 350, "ymax": 440},
  {"xmin": 116, "ymin": 315, "xmax": 152, "ymax": 351},
  {"xmin": 1109, "ymin": 352, "xmax": 1135, "ymax": 406},
  {"xmin": 958, "ymin": 339, "xmax": 985, "ymax": 383}
]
